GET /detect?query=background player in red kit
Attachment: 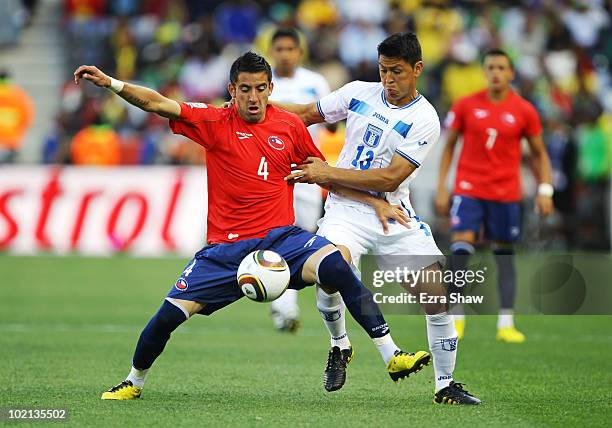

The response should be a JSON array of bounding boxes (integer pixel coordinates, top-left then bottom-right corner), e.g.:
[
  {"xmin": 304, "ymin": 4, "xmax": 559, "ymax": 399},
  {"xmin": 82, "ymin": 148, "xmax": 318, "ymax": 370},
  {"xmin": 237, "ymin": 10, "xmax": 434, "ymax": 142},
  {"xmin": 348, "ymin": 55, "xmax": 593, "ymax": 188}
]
[
  {"xmin": 74, "ymin": 52, "xmax": 429, "ymax": 400},
  {"xmin": 435, "ymin": 49, "xmax": 554, "ymax": 343}
]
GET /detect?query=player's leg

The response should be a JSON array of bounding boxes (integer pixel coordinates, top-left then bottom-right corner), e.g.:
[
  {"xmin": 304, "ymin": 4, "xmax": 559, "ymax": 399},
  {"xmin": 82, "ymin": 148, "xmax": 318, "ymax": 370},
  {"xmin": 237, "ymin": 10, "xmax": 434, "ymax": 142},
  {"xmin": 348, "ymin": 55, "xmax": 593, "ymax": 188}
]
[
  {"xmin": 375, "ymin": 216, "xmax": 480, "ymax": 404},
  {"xmin": 313, "ymin": 209, "xmax": 368, "ymax": 390},
  {"xmin": 102, "ymin": 250, "xmax": 243, "ymax": 400},
  {"xmin": 314, "ymin": 209, "xmax": 425, "ymax": 388},
  {"xmin": 448, "ymin": 195, "xmax": 482, "ymax": 339},
  {"xmin": 101, "ymin": 298, "xmax": 199, "ymax": 400},
  {"xmin": 301, "ymin": 244, "xmax": 430, "ymax": 385},
  {"xmin": 315, "ymin": 212, "xmax": 367, "ymax": 352},
  {"xmin": 316, "ymin": 244, "xmax": 354, "ymax": 350},
  {"xmin": 315, "ymin": 245, "xmax": 356, "ymax": 392},
  {"xmin": 269, "ymin": 289, "xmax": 300, "ymax": 332},
  {"xmin": 485, "ymin": 201, "xmax": 524, "ymax": 343},
  {"xmin": 401, "ymin": 262, "xmax": 478, "ymax": 404}
]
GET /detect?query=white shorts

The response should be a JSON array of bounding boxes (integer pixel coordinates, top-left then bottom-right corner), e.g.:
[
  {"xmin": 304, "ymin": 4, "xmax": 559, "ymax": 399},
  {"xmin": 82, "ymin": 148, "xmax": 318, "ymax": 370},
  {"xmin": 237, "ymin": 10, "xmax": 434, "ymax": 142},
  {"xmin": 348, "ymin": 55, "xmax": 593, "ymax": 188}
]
[{"xmin": 316, "ymin": 202, "xmax": 445, "ymax": 273}]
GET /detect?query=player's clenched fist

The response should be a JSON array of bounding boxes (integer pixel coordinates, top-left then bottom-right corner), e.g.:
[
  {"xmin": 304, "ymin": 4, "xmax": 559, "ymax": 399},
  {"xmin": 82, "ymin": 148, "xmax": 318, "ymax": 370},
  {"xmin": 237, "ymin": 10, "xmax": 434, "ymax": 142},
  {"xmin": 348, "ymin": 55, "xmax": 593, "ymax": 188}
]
[{"xmin": 73, "ymin": 65, "xmax": 111, "ymax": 88}]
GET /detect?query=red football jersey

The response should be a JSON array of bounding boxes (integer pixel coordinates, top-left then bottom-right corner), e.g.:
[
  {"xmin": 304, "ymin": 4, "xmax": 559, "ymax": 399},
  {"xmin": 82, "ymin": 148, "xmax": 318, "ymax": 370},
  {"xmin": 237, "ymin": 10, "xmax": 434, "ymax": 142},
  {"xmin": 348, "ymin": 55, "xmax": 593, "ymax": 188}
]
[
  {"xmin": 446, "ymin": 90, "xmax": 542, "ymax": 202},
  {"xmin": 170, "ymin": 102, "xmax": 324, "ymax": 244}
]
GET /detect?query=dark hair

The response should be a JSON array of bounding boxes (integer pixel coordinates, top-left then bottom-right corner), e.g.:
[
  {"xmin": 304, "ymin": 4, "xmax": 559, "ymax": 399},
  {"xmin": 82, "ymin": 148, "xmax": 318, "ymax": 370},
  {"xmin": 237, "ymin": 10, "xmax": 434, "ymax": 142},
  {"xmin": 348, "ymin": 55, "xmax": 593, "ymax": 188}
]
[
  {"xmin": 377, "ymin": 33, "xmax": 422, "ymax": 67},
  {"xmin": 271, "ymin": 28, "xmax": 300, "ymax": 46},
  {"xmin": 482, "ymin": 48, "xmax": 514, "ymax": 70},
  {"xmin": 229, "ymin": 51, "xmax": 272, "ymax": 84}
]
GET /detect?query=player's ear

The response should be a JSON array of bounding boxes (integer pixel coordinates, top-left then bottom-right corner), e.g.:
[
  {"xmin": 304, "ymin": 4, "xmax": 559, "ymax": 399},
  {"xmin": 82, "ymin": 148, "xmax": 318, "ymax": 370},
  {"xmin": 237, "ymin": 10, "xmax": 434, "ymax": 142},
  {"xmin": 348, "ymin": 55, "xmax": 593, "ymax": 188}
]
[
  {"xmin": 413, "ymin": 61, "xmax": 423, "ymax": 78},
  {"xmin": 268, "ymin": 81, "xmax": 274, "ymax": 95},
  {"xmin": 228, "ymin": 82, "xmax": 236, "ymax": 99}
]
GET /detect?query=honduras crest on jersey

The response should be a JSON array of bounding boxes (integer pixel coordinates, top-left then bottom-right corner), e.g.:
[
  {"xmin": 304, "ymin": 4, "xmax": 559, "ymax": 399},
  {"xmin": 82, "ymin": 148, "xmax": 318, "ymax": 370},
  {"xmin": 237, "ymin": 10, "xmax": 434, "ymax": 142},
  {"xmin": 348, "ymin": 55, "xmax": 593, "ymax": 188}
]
[{"xmin": 363, "ymin": 124, "xmax": 383, "ymax": 147}]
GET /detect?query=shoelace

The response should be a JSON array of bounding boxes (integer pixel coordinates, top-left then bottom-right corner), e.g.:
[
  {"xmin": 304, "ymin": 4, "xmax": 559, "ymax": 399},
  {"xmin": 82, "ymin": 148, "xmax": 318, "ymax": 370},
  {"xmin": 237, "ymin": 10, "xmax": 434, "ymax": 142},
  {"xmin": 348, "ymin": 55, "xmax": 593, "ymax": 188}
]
[
  {"xmin": 394, "ymin": 350, "xmax": 416, "ymax": 357},
  {"xmin": 108, "ymin": 380, "xmax": 132, "ymax": 393},
  {"xmin": 325, "ymin": 349, "xmax": 347, "ymax": 371},
  {"xmin": 451, "ymin": 382, "xmax": 474, "ymax": 397}
]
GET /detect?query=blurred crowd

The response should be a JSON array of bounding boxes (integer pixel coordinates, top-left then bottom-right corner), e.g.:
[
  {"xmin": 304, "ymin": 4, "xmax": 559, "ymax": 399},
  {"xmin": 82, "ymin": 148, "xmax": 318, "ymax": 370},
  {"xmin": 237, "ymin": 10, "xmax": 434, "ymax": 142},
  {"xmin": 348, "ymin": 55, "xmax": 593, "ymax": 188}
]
[{"xmin": 0, "ymin": 0, "xmax": 610, "ymax": 248}]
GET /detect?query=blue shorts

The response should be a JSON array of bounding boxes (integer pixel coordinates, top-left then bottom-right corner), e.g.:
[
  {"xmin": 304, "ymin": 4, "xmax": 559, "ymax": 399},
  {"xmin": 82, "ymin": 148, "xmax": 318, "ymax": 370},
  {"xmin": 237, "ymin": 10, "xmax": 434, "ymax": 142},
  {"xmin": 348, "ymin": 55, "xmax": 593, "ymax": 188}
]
[
  {"xmin": 166, "ymin": 226, "xmax": 331, "ymax": 315},
  {"xmin": 449, "ymin": 195, "xmax": 521, "ymax": 242}
]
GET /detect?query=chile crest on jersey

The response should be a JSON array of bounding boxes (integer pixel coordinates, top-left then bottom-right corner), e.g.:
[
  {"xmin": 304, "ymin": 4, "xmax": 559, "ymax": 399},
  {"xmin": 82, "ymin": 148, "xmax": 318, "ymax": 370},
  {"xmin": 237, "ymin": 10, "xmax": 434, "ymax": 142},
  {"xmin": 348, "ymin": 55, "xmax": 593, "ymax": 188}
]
[{"xmin": 267, "ymin": 136, "xmax": 285, "ymax": 151}]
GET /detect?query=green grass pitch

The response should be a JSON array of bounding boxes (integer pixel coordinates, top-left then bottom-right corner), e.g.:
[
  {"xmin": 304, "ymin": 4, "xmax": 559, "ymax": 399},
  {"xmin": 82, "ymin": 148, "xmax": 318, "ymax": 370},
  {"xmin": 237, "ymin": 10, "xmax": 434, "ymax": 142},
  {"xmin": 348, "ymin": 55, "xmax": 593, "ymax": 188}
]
[{"xmin": 1, "ymin": 256, "xmax": 611, "ymax": 427}]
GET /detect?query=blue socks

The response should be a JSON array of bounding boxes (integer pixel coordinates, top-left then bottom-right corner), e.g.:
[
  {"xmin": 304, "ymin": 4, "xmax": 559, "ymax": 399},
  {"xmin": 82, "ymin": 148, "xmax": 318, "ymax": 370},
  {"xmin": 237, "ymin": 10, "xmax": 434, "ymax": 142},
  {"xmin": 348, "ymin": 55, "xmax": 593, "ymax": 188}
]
[
  {"xmin": 493, "ymin": 246, "xmax": 516, "ymax": 310},
  {"xmin": 132, "ymin": 300, "xmax": 188, "ymax": 370},
  {"xmin": 316, "ymin": 250, "xmax": 389, "ymax": 339}
]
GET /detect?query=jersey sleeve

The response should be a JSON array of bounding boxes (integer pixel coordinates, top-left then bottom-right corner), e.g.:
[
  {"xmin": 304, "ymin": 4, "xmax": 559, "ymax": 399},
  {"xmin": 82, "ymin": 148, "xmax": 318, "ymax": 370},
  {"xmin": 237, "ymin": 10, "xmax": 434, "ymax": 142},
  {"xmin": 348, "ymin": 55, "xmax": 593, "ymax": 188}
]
[
  {"xmin": 522, "ymin": 101, "xmax": 542, "ymax": 137},
  {"xmin": 291, "ymin": 118, "xmax": 325, "ymax": 163},
  {"xmin": 444, "ymin": 99, "xmax": 464, "ymax": 131},
  {"xmin": 394, "ymin": 115, "xmax": 441, "ymax": 168},
  {"xmin": 168, "ymin": 102, "xmax": 222, "ymax": 149},
  {"xmin": 316, "ymin": 80, "xmax": 362, "ymax": 124}
]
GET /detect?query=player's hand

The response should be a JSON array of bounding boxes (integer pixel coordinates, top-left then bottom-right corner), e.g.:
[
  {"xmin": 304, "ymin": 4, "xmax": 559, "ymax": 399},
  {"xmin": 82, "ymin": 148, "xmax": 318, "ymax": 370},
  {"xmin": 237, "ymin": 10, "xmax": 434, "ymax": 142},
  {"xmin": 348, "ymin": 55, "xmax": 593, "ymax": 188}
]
[
  {"xmin": 372, "ymin": 200, "xmax": 411, "ymax": 234},
  {"xmin": 535, "ymin": 195, "xmax": 554, "ymax": 216},
  {"xmin": 285, "ymin": 157, "xmax": 330, "ymax": 184},
  {"xmin": 435, "ymin": 188, "xmax": 450, "ymax": 216},
  {"xmin": 73, "ymin": 65, "xmax": 111, "ymax": 88}
]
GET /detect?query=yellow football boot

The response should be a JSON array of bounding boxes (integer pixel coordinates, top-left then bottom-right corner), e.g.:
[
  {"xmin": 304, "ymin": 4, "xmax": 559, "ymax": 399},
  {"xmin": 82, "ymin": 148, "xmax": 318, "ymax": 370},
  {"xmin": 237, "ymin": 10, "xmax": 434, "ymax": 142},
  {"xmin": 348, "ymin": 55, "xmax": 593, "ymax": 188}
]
[
  {"xmin": 101, "ymin": 380, "xmax": 142, "ymax": 400},
  {"xmin": 454, "ymin": 318, "xmax": 465, "ymax": 341},
  {"xmin": 496, "ymin": 326, "xmax": 526, "ymax": 343},
  {"xmin": 387, "ymin": 350, "xmax": 431, "ymax": 382}
]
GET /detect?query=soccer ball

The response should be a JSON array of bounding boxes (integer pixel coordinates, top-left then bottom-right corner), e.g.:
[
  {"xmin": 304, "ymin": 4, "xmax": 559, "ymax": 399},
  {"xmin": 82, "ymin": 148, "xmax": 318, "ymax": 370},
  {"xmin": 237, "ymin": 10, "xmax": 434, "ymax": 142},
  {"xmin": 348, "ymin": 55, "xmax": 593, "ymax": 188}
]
[{"xmin": 237, "ymin": 250, "xmax": 290, "ymax": 302}]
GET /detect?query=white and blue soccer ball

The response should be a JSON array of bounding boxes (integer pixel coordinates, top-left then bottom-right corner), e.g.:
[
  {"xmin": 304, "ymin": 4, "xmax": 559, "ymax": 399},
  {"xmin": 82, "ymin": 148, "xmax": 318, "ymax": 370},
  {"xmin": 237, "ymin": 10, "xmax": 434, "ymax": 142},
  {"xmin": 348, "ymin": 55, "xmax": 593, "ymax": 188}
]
[{"xmin": 237, "ymin": 250, "xmax": 290, "ymax": 302}]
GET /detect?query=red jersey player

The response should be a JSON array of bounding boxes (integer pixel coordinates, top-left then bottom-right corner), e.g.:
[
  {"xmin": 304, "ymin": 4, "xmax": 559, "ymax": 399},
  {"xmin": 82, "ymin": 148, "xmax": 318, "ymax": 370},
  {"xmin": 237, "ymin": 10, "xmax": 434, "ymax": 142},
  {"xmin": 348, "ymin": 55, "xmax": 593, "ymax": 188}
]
[
  {"xmin": 435, "ymin": 49, "xmax": 553, "ymax": 343},
  {"xmin": 74, "ymin": 52, "xmax": 427, "ymax": 401}
]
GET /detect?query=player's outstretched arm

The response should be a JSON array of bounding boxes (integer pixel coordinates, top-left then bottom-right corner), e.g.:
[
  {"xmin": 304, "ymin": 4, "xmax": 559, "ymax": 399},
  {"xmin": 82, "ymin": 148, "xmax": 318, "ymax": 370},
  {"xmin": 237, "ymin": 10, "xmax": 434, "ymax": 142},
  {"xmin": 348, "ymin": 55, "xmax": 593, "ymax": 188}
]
[
  {"xmin": 526, "ymin": 134, "xmax": 554, "ymax": 216},
  {"xmin": 73, "ymin": 65, "xmax": 181, "ymax": 119},
  {"xmin": 435, "ymin": 128, "xmax": 460, "ymax": 216},
  {"xmin": 270, "ymin": 101, "xmax": 325, "ymax": 127},
  {"xmin": 287, "ymin": 155, "xmax": 416, "ymax": 193}
]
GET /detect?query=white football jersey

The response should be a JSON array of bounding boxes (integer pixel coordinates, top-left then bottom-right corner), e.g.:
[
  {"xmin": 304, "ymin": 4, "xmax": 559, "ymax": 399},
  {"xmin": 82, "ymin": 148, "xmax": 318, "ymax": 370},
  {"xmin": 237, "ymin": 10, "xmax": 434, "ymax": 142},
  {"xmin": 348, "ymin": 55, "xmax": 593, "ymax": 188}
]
[{"xmin": 317, "ymin": 80, "xmax": 440, "ymax": 216}]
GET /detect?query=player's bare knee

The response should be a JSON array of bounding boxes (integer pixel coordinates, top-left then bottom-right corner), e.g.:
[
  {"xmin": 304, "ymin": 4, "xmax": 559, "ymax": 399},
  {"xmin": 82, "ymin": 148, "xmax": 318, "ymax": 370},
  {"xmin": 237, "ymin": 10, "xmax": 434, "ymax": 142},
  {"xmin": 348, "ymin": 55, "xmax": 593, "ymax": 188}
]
[
  {"xmin": 452, "ymin": 231, "xmax": 476, "ymax": 244},
  {"xmin": 167, "ymin": 298, "xmax": 204, "ymax": 317},
  {"xmin": 403, "ymin": 262, "xmax": 448, "ymax": 315},
  {"xmin": 337, "ymin": 245, "xmax": 352, "ymax": 264},
  {"xmin": 301, "ymin": 244, "xmax": 339, "ymax": 286}
]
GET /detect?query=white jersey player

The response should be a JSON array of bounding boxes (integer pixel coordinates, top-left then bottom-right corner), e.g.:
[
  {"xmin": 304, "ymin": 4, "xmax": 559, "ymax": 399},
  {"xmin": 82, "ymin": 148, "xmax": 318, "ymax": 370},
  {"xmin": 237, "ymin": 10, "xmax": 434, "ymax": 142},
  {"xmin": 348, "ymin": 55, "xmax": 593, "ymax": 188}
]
[
  {"xmin": 278, "ymin": 33, "xmax": 481, "ymax": 405},
  {"xmin": 267, "ymin": 28, "xmax": 332, "ymax": 333},
  {"xmin": 315, "ymin": 79, "xmax": 443, "ymax": 271}
]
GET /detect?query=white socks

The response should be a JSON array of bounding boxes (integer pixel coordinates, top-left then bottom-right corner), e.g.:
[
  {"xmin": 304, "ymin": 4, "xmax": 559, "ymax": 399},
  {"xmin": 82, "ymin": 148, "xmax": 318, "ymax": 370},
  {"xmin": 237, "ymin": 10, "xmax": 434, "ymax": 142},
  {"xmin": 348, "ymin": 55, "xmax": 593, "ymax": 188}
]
[
  {"xmin": 126, "ymin": 366, "xmax": 148, "ymax": 388},
  {"xmin": 315, "ymin": 285, "xmax": 401, "ymax": 365},
  {"xmin": 497, "ymin": 309, "xmax": 514, "ymax": 329},
  {"xmin": 315, "ymin": 286, "xmax": 351, "ymax": 349},
  {"xmin": 372, "ymin": 334, "xmax": 400, "ymax": 365},
  {"xmin": 427, "ymin": 312, "xmax": 457, "ymax": 392}
]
